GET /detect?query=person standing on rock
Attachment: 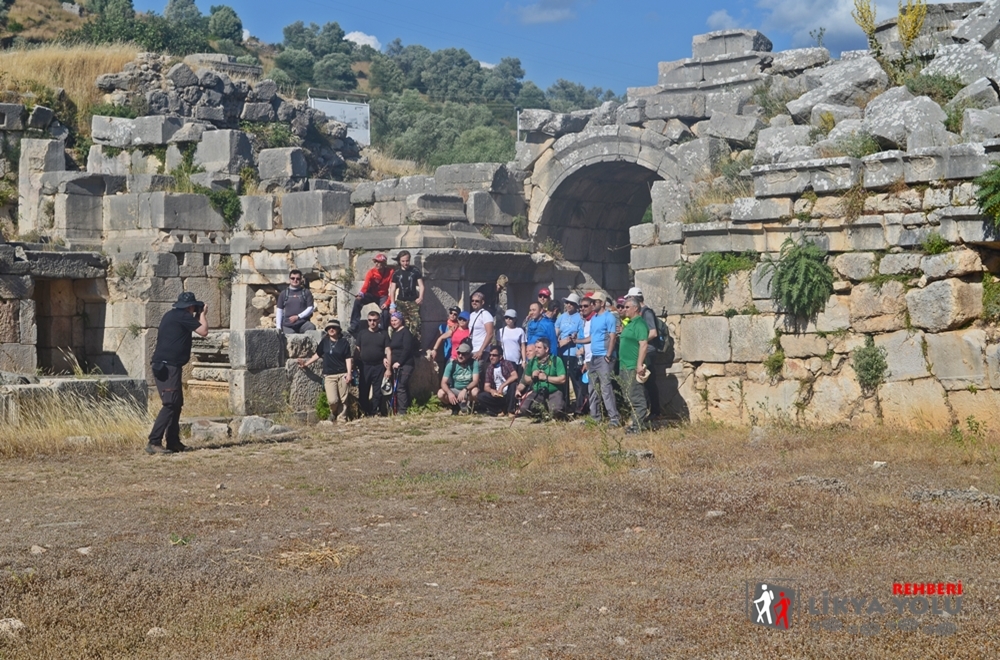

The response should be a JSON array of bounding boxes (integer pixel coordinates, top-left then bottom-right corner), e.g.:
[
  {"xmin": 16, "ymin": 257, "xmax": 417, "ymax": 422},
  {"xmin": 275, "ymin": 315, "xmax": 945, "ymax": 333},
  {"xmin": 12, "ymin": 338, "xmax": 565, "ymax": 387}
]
[
  {"xmin": 388, "ymin": 250, "xmax": 425, "ymax": 343},
  {"xmin": 146, "ymin": 292, "xmax": 209, "ymax": 454},
  {"xmin": 297, "ymin": 320, "xmax": 353, "ymax": 423},
  {"xmin": 354, "ymin": 310, "xmax": 391, "ymax": 416},
  {"xmin": 276, "ymin": 269, "xmax": 316, "ymax": 334},
  {"xmin": 349, "ymin": 254, "xmax": 394, "ymax": 334}
]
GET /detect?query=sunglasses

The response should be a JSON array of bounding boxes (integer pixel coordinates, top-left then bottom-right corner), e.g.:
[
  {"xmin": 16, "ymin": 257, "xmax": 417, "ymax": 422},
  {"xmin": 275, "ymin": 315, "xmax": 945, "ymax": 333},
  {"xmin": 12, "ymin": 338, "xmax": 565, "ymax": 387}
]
[
  {"xmin": 489, "ymin": 353, "xmax": 500, "ymax": 358},
  {"xmin": 449, "ymin": 310, "xmax": 459, "ymax": 315},
  {"xmin": 290, "ymin": 276, "xmax": 301, "ymax": 281},
  {"xmin": 472, "ymin": 299, "xmax": 483, "ymax": 304}
]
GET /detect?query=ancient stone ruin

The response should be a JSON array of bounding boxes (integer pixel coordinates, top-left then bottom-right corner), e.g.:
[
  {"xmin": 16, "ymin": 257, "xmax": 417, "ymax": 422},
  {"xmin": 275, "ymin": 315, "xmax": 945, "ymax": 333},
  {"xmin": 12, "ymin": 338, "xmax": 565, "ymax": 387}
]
[{"xmin": 6, "ymin": 8, "xmax": 1000, "ymax": 429}]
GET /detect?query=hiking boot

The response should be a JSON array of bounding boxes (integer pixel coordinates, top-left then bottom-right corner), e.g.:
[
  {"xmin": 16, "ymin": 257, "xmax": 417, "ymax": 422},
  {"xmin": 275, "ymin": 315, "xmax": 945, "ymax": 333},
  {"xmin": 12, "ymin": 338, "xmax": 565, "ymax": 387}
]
[
  {"xmin": 145, "ymin": 443, "xmax": 174, "ymax": 455},
  {"xmin": 166, "ymin": 442, "xmax": 189, "ymax": 453}
]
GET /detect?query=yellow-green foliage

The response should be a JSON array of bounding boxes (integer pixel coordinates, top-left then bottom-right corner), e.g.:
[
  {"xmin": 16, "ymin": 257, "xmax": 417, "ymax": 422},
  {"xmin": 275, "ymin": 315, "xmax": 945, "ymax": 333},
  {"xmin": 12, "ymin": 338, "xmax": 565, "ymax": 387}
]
[{"xmin": 897, "ymin": 0, "xmax": 928, "ymax": 51}]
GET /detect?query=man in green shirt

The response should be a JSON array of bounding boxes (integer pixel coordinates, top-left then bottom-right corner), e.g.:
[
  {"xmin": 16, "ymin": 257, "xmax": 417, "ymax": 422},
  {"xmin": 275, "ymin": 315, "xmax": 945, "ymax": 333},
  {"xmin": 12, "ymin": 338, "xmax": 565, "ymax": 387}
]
[
  {"xmin": 437, "ymin": 343, "xmax": 481, "ymax": 414},
  {"xmin": 618, "ymin": 296, "xmax": 650, "ymax": 434},
  {"xmin": 515, "ymin": 338, "xmax": 567, "ymax": 418}
]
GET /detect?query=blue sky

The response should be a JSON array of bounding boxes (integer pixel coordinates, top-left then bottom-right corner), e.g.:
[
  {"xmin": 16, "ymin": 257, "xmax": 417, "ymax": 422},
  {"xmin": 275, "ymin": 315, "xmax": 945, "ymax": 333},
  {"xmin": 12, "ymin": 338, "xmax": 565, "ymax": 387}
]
[{"xmin": 133, "ymin": 0, "xmax": 895, "ymax": 94}]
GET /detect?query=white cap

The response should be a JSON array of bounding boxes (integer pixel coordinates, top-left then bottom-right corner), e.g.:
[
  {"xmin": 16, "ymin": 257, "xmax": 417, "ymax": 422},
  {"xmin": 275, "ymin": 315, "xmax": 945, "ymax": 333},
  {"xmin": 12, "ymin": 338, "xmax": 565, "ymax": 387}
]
[
  {"xmin": 504, "ymin": 308, "xmax": 517, "ymax": 318},
  {"xmin": 626, "ymin": 287, "xmax": 643, "ymax": 298}
]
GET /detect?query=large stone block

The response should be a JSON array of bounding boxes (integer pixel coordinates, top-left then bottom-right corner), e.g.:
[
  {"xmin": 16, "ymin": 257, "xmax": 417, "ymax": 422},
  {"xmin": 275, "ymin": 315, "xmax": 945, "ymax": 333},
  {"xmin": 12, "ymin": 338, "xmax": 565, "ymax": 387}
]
[
  {"xmin": 258, "ymin": 147, "xmax": 307, "ymax": 179},
  {"xmin": 706, "ymin": 376, "xmax": 743, "ymax": 424},
  {"xmin": 785, "ymin": 57, "xmax": 888, "ymax": 123},
  {"xmin": 850, "ymin": 281, "xmax": 907, "ymax": 333},
  {"xmin": 194, "ymin": 130, "xmax": 253, "ymax": 174},
  {"xmin": 879, "ymin": 378, "xmax": 951, "ymax": 429},
  {"xmin": 731, "ymin": 197, "xmax": 793, "ymax": 222},
  {"xmin": 650, "ymin": 179, "xmax": 693, "ymax": 224},
  {"xmin": 780, "ymin": 333, "xmax": 828, "ymax": 359},
  {"xmin": 680, "ymin": 316, "xmax": 730, "ymax": 362},
  {"xmin": 920, "ymin": 249, "xmax": 982, "ymax": 282},
  {"xmin": 630, "ymin": 244, "xmax": 681, "ymax": 271},
  {"xmin": 729, "ymin": 314, "xmax": 776, "ymax": 362},
  {"xmin": 922, "ymin": 43, "xmax": 1000, "ymax": 86},
  {"xmin": 406, "ymin": 194, "xmax": 467, "ymax": 224},
  {"xmin": 281, "ymin": 191, "xmax": 353, "ymax": 228},
  {"xmin": 230, "ymin": 367, "xmax": 289, "ymax": 416},
  {"xmin": 466, "ymin": 190, "xmax": 519, "ymax": 226},
  {"xmin": 905, "ymin": 280, "xmax": 982, "ymax": 333},
  {"xmin": 91, "ymin": 116, "xmax": 135, "ymax": 147},
  {"xmin": 241, "ymin": 195, "xmax": 274, "ymax": 231},
  {"xmin": 0, "ymin": 103, "xmax": 25, "ymax": 130},
  {"xmin": 948, "ymin": 389, "xmax": 1000, "ymax": 426},
  {"xmin": 286, "ymin": 358, "xmax": 323, "ymax": 412},
  {"xmin": 833, "ymin": 252, "xmax": 876, "ymax": 281},
  {"xmin": 230, "ymin": 329, "xmax": 285, "ymax": 371},
  {"xmin": 0, "ymin": 344, "xmax": 36, "ymax": 373},
  {"xmin": 803, "ymin": 365, "xmax": 863, "ymax": 426},
  {"xmin": 952, "ymin": 0, "xmax": 1000, "ymax": 49},
  {"xmin": 691, "ymin": 29, "xmax": 773, "ymax": 58},
  {"xmin": 742, "ymin": 380, "xmax": 800, "ymax": 424},
  {"xmin": 753, "ymin": 125, "xmax": 813, "ymax": 165},
  {"xmin": 925, "ymin": 329, "xmax": 987, "ymax": 391},
  {"xmin": 705, "ymin": 111, "xmax": 764, "ymax": 148},
  {"xmin": 131, "ymin": 116, "xmax": 184, "ymax": 146},
  {"xmin": 874, "ymin": 330, "xmax": 928, "ymax": 382}
]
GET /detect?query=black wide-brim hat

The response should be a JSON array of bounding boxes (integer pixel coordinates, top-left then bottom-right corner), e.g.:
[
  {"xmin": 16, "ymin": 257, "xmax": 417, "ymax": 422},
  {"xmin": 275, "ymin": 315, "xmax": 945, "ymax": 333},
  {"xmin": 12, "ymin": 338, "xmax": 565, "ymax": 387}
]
[{"xmin": 174, "ymin": 291, "xmax": 204, "ymax": 309}]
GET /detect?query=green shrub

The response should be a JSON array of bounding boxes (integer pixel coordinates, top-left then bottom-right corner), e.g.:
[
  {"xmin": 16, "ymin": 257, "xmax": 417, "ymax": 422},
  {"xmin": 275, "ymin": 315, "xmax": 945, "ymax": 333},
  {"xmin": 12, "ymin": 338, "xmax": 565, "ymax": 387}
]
[
  {"xmin": 983, "ymin": 273, "xmax": 1000, "ymax": 322},
  {"xmin": 751, "ymin": 79, "xmax": 796, "ymax": 120},
  {"xmin": 676, "ymin": 252, "xmax": 758, "ymax": 307},
  {"xmin": 316, "ymin": 390, "xmax": 330, "ymax": 420},
  {"xmin": 974, "ymin": 161, "xmax": 1000, "ymax": 231},
  {"xmin": 904, "ymin": 73, "xmax": 964, "ymax": 106},
  {"xmin": 202, "ymin": 187, "xmax": 243, "ymax": 229},
  {"xmin": 764, "ymin": 349, "xmax": 785, "ymax": 378},
  {"xmin": 853, "ymin": 335, "xmax": 888, "ymax": 393},
  {"xmin": 920, "ymin": 232, "xmax": 950, "ymax": 255},
  {"xmin": 511, "ymin": 214, "xmax": 527, "ymax": 239},
  {"xmin": 762, "ymin": 238, "xmax": 834, "ymax": 323}
]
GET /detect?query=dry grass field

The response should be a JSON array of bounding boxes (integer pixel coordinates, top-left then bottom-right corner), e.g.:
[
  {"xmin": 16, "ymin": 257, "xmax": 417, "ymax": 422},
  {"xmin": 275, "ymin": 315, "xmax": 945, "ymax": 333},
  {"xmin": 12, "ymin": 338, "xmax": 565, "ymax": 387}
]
[{"xmin": 1, "ymin": 411, "xmax": 999, "ymax": 658}]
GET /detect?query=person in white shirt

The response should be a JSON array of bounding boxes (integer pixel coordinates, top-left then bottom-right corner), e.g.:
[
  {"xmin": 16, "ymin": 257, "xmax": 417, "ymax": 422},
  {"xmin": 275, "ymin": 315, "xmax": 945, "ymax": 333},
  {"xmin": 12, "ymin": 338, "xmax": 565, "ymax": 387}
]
[
  {"xmin": 497, "ymin": 309, "xmax": 526, "ymax": 377},
  {"xmin": 467, "ymin": 291, "xmax": 495, "ymax": 370}
]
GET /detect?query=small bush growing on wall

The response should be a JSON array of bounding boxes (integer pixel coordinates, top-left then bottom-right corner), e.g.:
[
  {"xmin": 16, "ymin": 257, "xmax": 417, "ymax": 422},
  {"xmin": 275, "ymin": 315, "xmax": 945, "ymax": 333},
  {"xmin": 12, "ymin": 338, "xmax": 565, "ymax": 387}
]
[
  {"xmin": 762, "ymin": 238, "xmax": 834, "ymax": 325},
  {"xmin": 677, "ymin": 252, "xmax": 758, "ymax": 307},
  {"xmin": 853, "ymin": 335, "xmax": 889, "ymax": 393},
  {"xmin": 974, "ymin": 162, "xmax": 1000, "ymax": 231},
  {"xmin": 982, "ymin": 273, "xmax": 1000, "ymax": 322}
]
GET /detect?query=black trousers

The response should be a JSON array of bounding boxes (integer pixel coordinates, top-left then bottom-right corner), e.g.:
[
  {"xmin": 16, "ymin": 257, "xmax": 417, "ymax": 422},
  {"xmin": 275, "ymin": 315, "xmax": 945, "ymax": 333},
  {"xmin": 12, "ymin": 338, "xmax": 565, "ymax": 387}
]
[
  {"xmin": 149, "ymin": 363, "xmax": 184, "ymax": 448},
  {"xmin": 476, "ymin": 387, "xmax": 516, "ymax": 415},
  {"xmin": 358, "ymin": 363, "xmax": 385, "ymax": 416},
  {"xmin": 390, "ymin": 365, "xmax": 414, "ymax": 414}
]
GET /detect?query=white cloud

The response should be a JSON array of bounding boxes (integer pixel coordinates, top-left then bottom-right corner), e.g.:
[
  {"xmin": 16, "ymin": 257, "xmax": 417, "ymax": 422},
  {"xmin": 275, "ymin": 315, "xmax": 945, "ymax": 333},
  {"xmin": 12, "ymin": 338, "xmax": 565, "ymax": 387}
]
[
  {"xmin": 707, "ymin": 9, "xmax": 738, "ymax": 31},
  {"xmin": 515, "ymin": 0, "xmax": 577, "ymax": 25},
  {"xmin": 242, "ymin": 28, "xmax": 251, "ymax": 41},
  {"xmin": 755, "ymin": 0, "xmax": 895, "ymax": 53},
  {"xmin": 479, "ymin": 61, "xmax": 497, "ymax": 69},
  {"xmin": 345, "ymin": 31, "xmax": 382, "ymax": 51}
]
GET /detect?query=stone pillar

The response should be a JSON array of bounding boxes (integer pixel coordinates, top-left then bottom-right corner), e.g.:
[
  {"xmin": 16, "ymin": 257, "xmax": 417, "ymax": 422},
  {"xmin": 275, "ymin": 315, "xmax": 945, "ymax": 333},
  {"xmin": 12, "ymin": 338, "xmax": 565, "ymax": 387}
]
[{"xmin": 18, "ymin": 139, "xmax": 65, "ymax": 235}]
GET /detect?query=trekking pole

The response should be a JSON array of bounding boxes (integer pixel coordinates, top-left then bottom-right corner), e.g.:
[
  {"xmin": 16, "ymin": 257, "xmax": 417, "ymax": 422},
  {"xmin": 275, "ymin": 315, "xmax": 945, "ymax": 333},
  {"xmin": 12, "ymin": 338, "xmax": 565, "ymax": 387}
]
[
  {"xmin": 390, "ymin": 368, "xmax": 400, "ymax": 415},
  {"xmin": 509, "ymin": 391, "xmax": 523, "ymax": 428}
]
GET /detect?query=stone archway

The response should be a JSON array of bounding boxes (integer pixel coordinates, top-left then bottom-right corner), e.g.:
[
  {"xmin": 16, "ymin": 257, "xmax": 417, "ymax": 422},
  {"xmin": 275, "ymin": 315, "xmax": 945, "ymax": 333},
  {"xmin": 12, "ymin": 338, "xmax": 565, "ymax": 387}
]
[{"xmin": 527, "ymin": 125, "xmax": 680, "ymax": 290}]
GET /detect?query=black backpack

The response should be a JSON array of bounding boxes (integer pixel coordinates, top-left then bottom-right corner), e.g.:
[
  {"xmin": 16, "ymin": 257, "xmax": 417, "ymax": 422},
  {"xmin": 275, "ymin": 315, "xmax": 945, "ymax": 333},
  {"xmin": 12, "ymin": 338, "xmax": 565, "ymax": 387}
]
[{"xmin": 643, "ymin": 307, "xmax": 674, "ymax": 363}]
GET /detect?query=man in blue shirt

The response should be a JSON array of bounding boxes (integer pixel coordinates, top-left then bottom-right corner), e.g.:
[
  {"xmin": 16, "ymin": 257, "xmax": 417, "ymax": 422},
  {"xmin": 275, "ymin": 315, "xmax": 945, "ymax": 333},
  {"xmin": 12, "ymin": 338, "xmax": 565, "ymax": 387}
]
[
  {"xmin": 525, "ymin": 301, "xmax": 558, "ymax": 362},
  {"xmin": 555, "ymin": 292, "xmax": 585, "ymax": 412},
  {"xmin": 575, "ymin": 291, "xmax": 620, "ymax": 426}
]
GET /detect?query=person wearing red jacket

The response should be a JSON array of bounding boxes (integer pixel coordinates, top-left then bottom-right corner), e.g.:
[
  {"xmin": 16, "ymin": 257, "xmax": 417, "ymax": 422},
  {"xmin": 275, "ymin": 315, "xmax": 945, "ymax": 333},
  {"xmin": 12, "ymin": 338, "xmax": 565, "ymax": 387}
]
[{"xmin": 349, "ymin": 253, "xmax": 394, "ymax": 334}]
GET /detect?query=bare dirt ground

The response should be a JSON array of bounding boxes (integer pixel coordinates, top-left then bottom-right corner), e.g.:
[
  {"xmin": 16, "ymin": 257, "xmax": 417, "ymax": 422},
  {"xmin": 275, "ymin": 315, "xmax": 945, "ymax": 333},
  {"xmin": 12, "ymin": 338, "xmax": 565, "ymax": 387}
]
[{"xmin": 2, "ymin": 411, "xmax": 1000, "ymax": 659}]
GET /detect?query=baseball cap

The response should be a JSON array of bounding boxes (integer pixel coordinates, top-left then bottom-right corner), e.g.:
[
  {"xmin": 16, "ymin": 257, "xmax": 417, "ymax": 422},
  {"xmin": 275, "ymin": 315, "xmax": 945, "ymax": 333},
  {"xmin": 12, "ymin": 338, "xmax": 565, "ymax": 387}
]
[
  {"xmin": 448, "ymin": 305, "xmax": 461, "ymax": 314},
  {"xmin": 457, "ymin": 343, "xmax": 472, "ymax": 354},
  {"xmin": 582, "ymin": 291, "xmax": 597, "ymax": 300},
  {"xmin": 373, "ymin": 253, "xmax": 387, "ymax": 262},
  {"xmin": 504, "ymin": 308, "xmax": 517, "ymax": 319},
  {"xmin": 627, "ymin": 287, "xmax": 643, "ymax": 298},
  {"xmin": 616, "ymin": 297, "xmax": 626, "ymax": 306},
  {"xmin": 538, "ymin": 287, "xmax": 551, "ymax": 297},
  {"xmin": 459, "ymin": 311, "xmax": 470, "ymax": 321}
]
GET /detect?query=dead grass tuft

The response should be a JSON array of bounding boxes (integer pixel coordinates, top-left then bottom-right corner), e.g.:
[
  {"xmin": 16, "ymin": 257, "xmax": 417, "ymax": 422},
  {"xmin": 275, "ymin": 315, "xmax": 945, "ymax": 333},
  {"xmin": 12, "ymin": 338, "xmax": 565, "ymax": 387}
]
[
  {"xmin": 276, "ymin": 542, "xmax": 361, "ymax": 570},
  {"xmin": 364, "ymin": 147, "xmax": 430, "ymax": 180}
]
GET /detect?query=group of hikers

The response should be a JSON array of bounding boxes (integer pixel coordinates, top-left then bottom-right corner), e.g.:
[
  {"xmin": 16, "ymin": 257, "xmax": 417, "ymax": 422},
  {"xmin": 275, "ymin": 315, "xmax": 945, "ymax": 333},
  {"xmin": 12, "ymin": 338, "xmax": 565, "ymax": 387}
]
[{"xmin": 147, "ymin": 251, "xmax": 668, "ymax": 454}]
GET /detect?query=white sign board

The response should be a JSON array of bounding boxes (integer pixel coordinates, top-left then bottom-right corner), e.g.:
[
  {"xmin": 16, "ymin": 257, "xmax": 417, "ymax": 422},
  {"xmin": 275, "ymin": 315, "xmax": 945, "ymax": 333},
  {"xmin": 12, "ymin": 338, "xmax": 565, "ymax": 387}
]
[{"xmin": 308, "ymin": 97, "xmax": 371, "ymax": 146}]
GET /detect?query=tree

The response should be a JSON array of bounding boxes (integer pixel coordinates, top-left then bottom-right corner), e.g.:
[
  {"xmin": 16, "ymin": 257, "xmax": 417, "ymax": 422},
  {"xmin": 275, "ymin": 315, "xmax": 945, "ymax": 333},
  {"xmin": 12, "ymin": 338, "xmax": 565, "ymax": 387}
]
[
  {"xmin": 420, "ymin": 48, "xmax": 484, "ymax": 103},
  {"xmin": 389, "ymin": 42, "xmax": 432, "ymax": 92},
  {"xmin": 164, "ymin": 0, "xmax": 201, "ymax": 24},
  {"xmin": 515, "ymin": 81, "xmax": 548, "ymax": 109},
  {"xmin": 436, "ymin": 125, "xmax": 514, "ymax": 166},
  {"xmin": 482, "ymin": 57, "xmax": 524, "ymax": 104},
  {"xmin": 208, "ymin": 5, "xmax": 242, "ymax": 42},
  {"xmin": 274, "ymin": 48, "xmax": 315, "ymax": 84},
  {"xmin": 370, "ymin": 56, "xmax": 404, "ymax": 94},
  {"xmin": 282, "ymin": 20, "xmax": 351, "ymax": 58},
  {"xmin": 545, "ymin": 79, "xmax": 618, "ymax": 112},
  {"xmin": 313, "ymin": 53, "xmax": 357, "ymax": 90}
]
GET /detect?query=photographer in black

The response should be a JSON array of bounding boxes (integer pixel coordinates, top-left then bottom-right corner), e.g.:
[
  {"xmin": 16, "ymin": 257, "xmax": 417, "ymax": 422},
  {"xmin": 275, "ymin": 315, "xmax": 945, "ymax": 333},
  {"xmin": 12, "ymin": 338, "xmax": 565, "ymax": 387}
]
[{"xmin": 146, "ymin": 292, "xmax": 209, "ymax": 454}]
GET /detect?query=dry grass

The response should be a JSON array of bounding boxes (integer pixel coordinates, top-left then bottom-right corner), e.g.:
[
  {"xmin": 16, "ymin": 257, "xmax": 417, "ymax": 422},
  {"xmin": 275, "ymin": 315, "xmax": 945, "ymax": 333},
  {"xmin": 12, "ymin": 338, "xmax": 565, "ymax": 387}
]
[
  {"xmin": 364, "ymin": 147, "xmax": 430, "ymax": 179},
  {"xmin": 5, "ymin": 0, "xmax": 87, "ymax": 42},
  {"xmin": 1, "ymin": 414, "xmax": 999, "ymax": 657},
  {"xmin": 0, "ymin": 43, "xmax": 141, "ymax": 135},
  {"xmin": 0, "ymin": 391, "xmax": 151, "ymax": 458}
]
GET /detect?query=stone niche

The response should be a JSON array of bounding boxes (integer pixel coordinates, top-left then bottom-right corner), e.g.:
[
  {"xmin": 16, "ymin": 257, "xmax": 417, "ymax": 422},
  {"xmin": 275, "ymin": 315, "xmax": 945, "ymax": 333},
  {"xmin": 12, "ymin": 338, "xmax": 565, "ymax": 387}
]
[{"xmin": 34, "ymin": 278, "xmax": 107, "ymax": 374}]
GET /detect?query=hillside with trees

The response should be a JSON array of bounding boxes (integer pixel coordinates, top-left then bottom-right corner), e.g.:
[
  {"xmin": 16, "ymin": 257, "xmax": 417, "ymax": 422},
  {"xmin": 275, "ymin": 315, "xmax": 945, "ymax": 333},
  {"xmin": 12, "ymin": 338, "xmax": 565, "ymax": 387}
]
[{"xmin": 0, "ymin": 0, "xmax": 621, "ymax": 168}]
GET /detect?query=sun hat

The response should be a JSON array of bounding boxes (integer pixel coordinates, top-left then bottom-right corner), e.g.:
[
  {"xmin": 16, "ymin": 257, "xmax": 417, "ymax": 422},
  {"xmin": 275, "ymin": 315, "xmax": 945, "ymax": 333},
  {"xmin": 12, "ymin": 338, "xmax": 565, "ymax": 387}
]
[
  {"xmin": 173, "ymin": 291, "xmax": 203, "ymax": 310},
  {"xmin": 563, "ymin": 293, "xmax": 581, "ymax": 306},
  {"xmin": 325, "ymin": 320, "xmax": 342, "ymax": 331}
]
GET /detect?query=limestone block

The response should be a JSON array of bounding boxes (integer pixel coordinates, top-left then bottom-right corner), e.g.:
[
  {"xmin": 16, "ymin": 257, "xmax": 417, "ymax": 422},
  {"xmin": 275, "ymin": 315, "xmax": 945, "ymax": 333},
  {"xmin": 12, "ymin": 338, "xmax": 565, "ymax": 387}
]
[
  {"xmin": 729, "ymin": 314, "xmax": 776, "ymax": 362},
  {"xmin": 0, "ymin": 103, "xmax": 25, "ymax": 130},
  {"xmin": 91, "ymin": 116, "xmax": 134, "ymax": 147},
  {"xmin": 376, "ymin": 175, "xmax": 435, "ymax": 202},
  {"xmin": 692, "ymin": 29, "xmax": 772, "ymax": 57},
  {"xmin": 166, "ymin": 62, "xmax": 198, "ymax": 87},
  {"xmin": 517, "ymin": 110, "xmax": 588, "ymax": 137},
  {"xmin": 862, "ymin": 86, "xmax": 916, "ymax": 149},
  {"xmin": 780, "ymin": 333, "xmax": 827, "ymax": 359},
  {"xmin": 182, "ymin": 278, "xmax": 224, "ymax": 328},
  {"xmin": 230, "ymin": 329, "xmax": 285, "ymax": 371},
  {"xmin": 803, "ymin": 364, "xmax": 863, "ymax": 426},
  {"xmin": 285, "ymin": 332, "xmax": 320, "ymax": 359},
  {"xmin": 286, "ymin": 358, "xmax": 323, "ymax": 412},
  {"xmin": 680, "ymin": 316, "xmax": 730, "ymax": 362},
  {"xmin": 949, "ymin": 389, "xmax": 1000, "ymax": 426},
  {"xmin": 862, "ymin": 151, "xmax": 905, "ymax": 189},
  {"xmin": 922, "ymin": 43, "xmax": 1000, "ymax": 86},
  {"xmin": 879, "ymin": 253, "xmax": 921, "ymax": 275},
  {"xmin": 704, "ymin": 111, "xmax": 764, "ymax": 148},
  {"xmin": 952, "ymin": 0, "xmax": 1000, "ymax": 48},
  {"xmin": 634, "ymin": 267, "xmax": 702, "ymax": 316},
  {"xmin": 645, "ymin": 92, "xmax": 707, "ymax": 121},
  {"xmin": 925, "ymin": 329, "xmax": 987, "ymax": 391},
  {"xmin": 282, "ymin": 191, "xmax": 352, "ymax": 228},
  {"xmin": 920, "ymin": 249, "xmax": 983, "ymax": 282},
  {"xmin": 241, "ymin": 195, "xmax": 274, "ymax": 231},
  {"xmin": 850, "ymin": 281, "xmax": 907, "ymax": 333},
  {"xmin": 879, "ymin": 378, "xmax": 951, "ymax": 429},
  {"xmin": 731, "ymin": 197, "xmax": 792, "ymax": 223},
  {"xmin": 0, "ymin": 301, "xmax": 18, "ymax": 344},
  {"xmin": 194, "ymin": 130, "xmax": 253, "ymax": 174},
  {"xmin": 406, "ymin": 194, "xmax": 466, "ymax": 224},
  {"xmin": 434, "ymin": 162, "xmax": 508, "ymax": 193},
  {"xmin": 961, "ymin": 108, "xmax": 1000, "ymax": 142},
  {"xmin": 810, "ymin": 103, "xmax": 861, "ymax": 127},
  {"xmin": 630, "ymin": 244, "xmax": 681, "ymax": 271},
  {"xmin": 672, "ymin": 137, "xmax": 728, "ymax": 179},
  {"xmin": 753, "ymin": 126, "xmax": 812, "ymax": 165},
  {"xmin": 846, "ymin": 217, "xmax": 887, "ymax": 250},
  {"xmin": 650, "ymin": 179, "xmax": 693, "ymax": 224},
  {"xmin": 258, "ymin": 147, "xmax": 307, "ymax": 179},
  {"xmin": 682, "ymin": 221, "xmax": 731, "ymax": 254},
  {"xmin": 770, "ymin": 47, "xmax": 830, "ymax": 74},
  {"xmin": 130, "ymin": 116, "xmax": 183, "ymax": 146},
  {"xmin": 905, "ymin": 280, "xmax": 982, "ymax": 333},
  {"xmin": 785, "ymin": 57, "xmax": 889, "ymax": 123},
  {"xmin": 947, "ymin": 77, "xmax": 999, "ymax": 114},
  {"xmin": 629, "ymin": 223, "xmax": 657, "ymax": 247},
  {"xmin": 742, "ymin": 380, "xmax": 800, "ymax": 424},
  {"xmin": 750, "ymin": 263, "xmax": 773, "ymax": 299},
  {"xmin": 230, "ymin": 367, "xmax": 289, "ymax": 416},
  {"xmin": 874, "ymin": 330, "xmax": 928, "ymax": 382},
  {"xmin": 833, "ymin": 252, "xmax": 876, "ymax": 281},
  {"xmin": 706, "ymin": 376, "xmax": 743, "ymax": 424}
]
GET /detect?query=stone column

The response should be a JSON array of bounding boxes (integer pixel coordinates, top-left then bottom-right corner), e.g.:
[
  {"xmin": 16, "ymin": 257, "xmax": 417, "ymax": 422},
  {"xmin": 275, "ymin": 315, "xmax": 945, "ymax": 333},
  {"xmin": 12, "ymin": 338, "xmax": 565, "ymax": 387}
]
[{"xmin": 17, "ymin": 139, "xmax": 65, "ymax": 235}]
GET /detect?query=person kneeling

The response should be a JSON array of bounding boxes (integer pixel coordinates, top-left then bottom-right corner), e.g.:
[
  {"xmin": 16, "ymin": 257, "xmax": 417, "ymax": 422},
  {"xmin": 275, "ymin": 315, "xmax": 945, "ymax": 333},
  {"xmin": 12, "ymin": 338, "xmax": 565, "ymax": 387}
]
[
  {"xmin": 515, "ymin": 338, "xmax": 567, "ymax": 419},
  {"xmin": 476, "ymin": 347, "xmax": 518, "ymax": 416},
  {"xmin": 437, "ymin": 343, "xmax": 480, "ymax": 414}
]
